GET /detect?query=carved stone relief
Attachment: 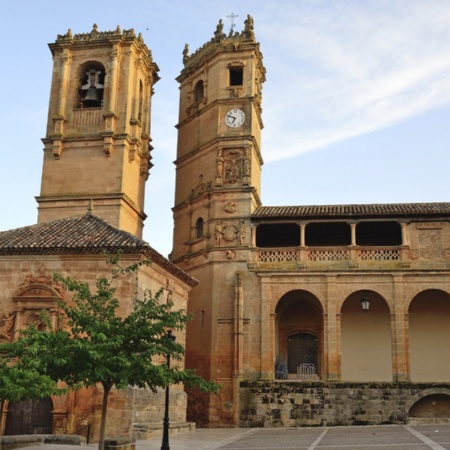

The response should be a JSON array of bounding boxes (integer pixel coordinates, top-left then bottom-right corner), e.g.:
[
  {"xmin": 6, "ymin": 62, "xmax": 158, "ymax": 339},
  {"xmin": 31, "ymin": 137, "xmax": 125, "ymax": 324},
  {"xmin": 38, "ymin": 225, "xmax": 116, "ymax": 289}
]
[
  {"xmin": 419, "ymin": 229, "xmax": 442, "ymax": 259},
  {"xmin": 214, "ymin": 220, "xmax": 246, "ymax": 246}
]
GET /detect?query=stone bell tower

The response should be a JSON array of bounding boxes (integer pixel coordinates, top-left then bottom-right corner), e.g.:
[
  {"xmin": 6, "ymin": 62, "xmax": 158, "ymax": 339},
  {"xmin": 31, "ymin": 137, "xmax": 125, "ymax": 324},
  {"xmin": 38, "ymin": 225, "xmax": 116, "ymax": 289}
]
[
  {"xmin": 171, "ymin": 16, "xmax": 266, "ymax": 426},
  {"xmin": 171, "ymin": 14, "xmax": 265, "ymax": 261},
  {"xmin": 36, "ymin": 24, "xmax": 159, "ymax": 238}
]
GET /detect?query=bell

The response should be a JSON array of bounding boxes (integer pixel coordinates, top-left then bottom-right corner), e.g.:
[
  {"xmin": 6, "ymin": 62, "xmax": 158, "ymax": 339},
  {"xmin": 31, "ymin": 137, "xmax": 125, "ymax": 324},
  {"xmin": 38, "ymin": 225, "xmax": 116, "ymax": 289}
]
[{"xmin": 82, "ymin": 86, "xmax": 101, "ymax": 108}]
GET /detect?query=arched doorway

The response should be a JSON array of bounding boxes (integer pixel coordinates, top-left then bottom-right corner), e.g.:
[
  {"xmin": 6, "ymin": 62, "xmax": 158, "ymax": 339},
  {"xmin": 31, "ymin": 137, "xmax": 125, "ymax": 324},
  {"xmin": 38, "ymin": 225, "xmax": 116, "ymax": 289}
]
[
  {"xmin": 5, "ymin": 397, "xmax": 53, "ymax": 434},
  {"xmin": 409, "ymin": 289, "xmax": 450, "ymax": 381},
  {"xmin": 276, "ymin": 290, "xmax": 323, "ymax": 378}
]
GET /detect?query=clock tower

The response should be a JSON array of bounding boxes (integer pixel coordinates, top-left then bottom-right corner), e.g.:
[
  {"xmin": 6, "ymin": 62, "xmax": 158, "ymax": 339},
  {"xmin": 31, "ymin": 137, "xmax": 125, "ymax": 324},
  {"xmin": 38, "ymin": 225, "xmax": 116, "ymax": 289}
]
[
  {"xmin": 171, "ymin": 16, "xmax": 266, "ymax": 426},
  {"xmin": 36, "ymin": 25, "xmax": 159, "ymax": 238}
]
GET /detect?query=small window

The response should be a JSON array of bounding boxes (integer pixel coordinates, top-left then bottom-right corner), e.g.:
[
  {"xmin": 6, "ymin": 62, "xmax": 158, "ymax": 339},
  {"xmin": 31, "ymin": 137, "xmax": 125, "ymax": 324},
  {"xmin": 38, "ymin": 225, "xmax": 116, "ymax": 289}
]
[
  {"xmin": 229, "ymin": 67, "xmax": 243, "ymax": 86},
  {"xmin": 195, "ymin": 217, "xmax": 204, "ymax": 239},
  {"xmin": 194, "ymin": 80, "xmax": 204, "ymax": 102}
]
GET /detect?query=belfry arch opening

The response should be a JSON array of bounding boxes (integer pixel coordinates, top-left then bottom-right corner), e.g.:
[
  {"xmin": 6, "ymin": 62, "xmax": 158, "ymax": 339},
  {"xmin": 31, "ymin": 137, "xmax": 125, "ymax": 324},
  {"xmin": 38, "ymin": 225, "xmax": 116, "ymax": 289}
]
[
  {"xmin": 275, "ymin": 290, "xmax": 323, "ymax": 379},
  {"xmin": 77, "ymin": 61, "xmax": 105, "ymax": 108}
]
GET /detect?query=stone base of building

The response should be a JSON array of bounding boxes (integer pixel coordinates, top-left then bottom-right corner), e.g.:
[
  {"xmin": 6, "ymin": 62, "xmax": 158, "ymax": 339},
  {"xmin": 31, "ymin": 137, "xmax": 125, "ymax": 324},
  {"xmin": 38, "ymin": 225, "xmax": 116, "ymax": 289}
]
[{"xmin": 240, "ymin": 381, "xmax": 450, "ymax": 427}]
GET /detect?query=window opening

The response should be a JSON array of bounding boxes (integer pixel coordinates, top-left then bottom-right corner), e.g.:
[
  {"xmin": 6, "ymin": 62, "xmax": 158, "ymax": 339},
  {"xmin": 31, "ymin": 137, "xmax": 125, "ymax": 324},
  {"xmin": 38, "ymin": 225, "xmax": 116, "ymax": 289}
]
[
  {"xmin": 194, "ymin": 80, "xmax": 204, "ymax": 102},
  {"xmin": 229, "ymin": 67, "xmax": 243, "ymax": 86},
  {"xmin": 256, "ymin": 223, "xmax": 300, "ymax": 247},
  {"xmin": 306, "ymin": 222, "xmax": 350, "ymax": 246},
  {"xmin": 356, "ymin": 221, "xmax": 402, "ymax": 246},
  {"xmin": 195, "ymin": 217, "xmax": 204, "ymax": 239}
]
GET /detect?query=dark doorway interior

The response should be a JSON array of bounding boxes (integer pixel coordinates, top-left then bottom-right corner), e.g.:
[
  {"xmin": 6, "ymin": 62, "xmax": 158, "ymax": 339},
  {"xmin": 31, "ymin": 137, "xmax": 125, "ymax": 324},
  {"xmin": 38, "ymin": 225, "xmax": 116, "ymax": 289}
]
[
  {"xmin": 5, "ymin": 397, "xmax": 53, "ymax": 435},
  {"xmin": 287, "ymin": 332, "xmax": 318, "ymax": 374}
]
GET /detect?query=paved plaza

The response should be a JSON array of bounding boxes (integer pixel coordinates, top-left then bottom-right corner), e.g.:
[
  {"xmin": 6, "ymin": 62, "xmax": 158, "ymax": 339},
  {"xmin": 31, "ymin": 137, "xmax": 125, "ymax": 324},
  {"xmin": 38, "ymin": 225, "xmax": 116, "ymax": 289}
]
[{"xmin": 12, "ymin": 425, "xmax": 450, "ymax": 450}]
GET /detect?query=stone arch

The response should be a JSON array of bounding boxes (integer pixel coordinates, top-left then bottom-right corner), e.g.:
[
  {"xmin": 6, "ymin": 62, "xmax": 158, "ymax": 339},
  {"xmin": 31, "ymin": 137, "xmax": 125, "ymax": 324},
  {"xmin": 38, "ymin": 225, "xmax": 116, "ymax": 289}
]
[
  {"xmin": 405, "ymin": 285, "xmax": 450, "ymax": 312},
  {"xmin": 406, "ymin": 389, "xmax": 450, "ymax": 424},
  {"xmin": 13, "ymin": 282, "xmax": 63, "ymax": 332},
  {"xmin": 275, "ymin": 290, "xmax": 323, "ymax": 379},
  {"xmin": 408, "ymin": 289, "xmax": 450, "ymax": 381},
  {"xmin": 336, "ymin": 286, "xmax": 393, "ymax": 316},
  {"xmin": 340, "ymin": 289, "xmax": 392, "ymax": 381},
  {"xmin": 405, "ymin": 388, "xmax": 450, "ymax": 415}
]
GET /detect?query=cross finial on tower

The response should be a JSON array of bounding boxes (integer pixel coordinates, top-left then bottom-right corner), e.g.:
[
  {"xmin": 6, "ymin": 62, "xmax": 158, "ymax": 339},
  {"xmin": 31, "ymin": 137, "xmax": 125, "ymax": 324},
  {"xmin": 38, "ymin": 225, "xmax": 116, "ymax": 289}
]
[{"xmin": 227, "ymin": 12, "xmax": 239, "ymax": 34}]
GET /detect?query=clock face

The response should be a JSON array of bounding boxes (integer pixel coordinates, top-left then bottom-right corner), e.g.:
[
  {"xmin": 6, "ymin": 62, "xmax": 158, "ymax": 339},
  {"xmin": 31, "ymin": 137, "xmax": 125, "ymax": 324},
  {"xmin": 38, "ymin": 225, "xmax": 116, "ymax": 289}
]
[{"xmin": 225, "ymin": 109, "xmax": 245, "ymax": 128}]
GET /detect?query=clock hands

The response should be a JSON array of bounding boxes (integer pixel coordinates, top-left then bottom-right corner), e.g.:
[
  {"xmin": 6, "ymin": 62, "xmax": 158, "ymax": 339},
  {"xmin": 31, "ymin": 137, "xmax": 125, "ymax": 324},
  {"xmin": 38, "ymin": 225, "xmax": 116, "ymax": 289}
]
[{"xmin": 226, "ymin": 114, "xmax": 236, "ymax": 123}]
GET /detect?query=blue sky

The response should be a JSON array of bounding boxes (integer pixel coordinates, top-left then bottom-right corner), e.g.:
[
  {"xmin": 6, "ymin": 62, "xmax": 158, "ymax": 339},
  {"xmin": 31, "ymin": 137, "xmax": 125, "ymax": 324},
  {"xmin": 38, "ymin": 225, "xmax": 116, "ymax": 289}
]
[{"xmin": 1, "ymin": 0, "xmax": 450, "ymax": 257}]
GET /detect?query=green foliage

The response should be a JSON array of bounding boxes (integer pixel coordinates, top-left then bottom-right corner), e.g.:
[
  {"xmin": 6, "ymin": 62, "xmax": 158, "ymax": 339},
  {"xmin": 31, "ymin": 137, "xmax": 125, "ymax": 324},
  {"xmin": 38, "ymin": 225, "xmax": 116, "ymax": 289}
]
[{"xmin": 0, "ymin": 360, "xmax": 60, "ymax": 403}]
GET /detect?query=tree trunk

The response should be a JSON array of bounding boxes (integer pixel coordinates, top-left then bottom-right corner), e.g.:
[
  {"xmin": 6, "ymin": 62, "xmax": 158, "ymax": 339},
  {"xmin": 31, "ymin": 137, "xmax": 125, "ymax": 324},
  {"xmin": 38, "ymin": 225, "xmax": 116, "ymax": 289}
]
[{"xmin": 98, "ymin": 384, "xmax": 112, "ymax": 450}]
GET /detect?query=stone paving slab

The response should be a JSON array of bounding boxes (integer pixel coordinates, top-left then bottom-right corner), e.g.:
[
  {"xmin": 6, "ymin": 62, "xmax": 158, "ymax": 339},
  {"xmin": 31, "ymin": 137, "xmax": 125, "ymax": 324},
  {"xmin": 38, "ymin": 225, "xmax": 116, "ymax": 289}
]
[{"xmin": 10, "ymin": 424, "xmax": 450, "ymax": 450}]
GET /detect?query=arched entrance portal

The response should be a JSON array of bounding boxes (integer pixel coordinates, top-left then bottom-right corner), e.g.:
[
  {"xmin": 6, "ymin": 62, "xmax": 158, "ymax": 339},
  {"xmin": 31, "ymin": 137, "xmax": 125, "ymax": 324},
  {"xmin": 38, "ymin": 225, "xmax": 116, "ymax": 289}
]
[
  {"xmin": 5, "ymin": 397, "xmax": 53, "ymax": 435},
  {"xmin": 276, "ymin": 290, "xmax": 323, "ymax": 379}
]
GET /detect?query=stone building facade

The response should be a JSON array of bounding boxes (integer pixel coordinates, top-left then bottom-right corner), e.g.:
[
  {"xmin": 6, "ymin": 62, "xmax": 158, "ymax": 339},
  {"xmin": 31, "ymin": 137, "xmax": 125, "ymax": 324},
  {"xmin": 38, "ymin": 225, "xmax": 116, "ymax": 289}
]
[
  {"xmin": 170, "ymin": 18, "xmax": 450, "ymax": 427},
  {"xmin": 0, "ymin": 26, "xmax": 195, "ymax": 439}
]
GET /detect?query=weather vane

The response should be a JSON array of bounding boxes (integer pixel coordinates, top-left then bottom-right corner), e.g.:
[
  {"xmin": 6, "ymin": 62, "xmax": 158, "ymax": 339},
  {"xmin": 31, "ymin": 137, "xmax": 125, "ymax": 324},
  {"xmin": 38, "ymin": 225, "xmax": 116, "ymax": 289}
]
[{"xmin": 227, "ymin": 12, "xmax": 239, "ymax": 34}]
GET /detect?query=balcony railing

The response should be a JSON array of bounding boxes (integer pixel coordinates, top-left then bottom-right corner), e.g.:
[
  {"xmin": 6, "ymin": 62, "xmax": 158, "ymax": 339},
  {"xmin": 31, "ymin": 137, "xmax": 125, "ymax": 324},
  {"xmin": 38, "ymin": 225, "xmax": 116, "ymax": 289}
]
[{"xmin": 254, "ymin": 245, "xmax": 407, "ymax": 269}]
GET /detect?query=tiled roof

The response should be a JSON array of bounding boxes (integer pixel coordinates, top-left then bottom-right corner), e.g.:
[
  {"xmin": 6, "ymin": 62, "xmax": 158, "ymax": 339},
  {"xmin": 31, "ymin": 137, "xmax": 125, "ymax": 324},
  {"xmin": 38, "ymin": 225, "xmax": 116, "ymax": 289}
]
[
  {"xmin": 252, "ymin": 202, "xmax": 450, "ymax": 220},
  {"xmin": 0, "ymin": 213, "xmax": 196, "ymax": 287}
]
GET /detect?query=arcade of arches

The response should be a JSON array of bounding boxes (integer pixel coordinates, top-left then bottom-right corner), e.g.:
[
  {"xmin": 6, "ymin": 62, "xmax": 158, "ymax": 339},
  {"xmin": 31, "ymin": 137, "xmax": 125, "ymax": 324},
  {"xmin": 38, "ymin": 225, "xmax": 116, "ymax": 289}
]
[{"xmin": 274, "ymin": 288, "xmax": 450, "ymax": 382}]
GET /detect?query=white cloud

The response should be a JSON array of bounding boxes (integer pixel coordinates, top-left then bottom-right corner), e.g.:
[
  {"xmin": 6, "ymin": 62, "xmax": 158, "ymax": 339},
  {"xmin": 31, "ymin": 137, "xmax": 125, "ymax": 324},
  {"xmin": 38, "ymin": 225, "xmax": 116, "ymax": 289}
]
[{"xmin": 256, "ymin": 0, "xmax": 450, "ymax": 161}]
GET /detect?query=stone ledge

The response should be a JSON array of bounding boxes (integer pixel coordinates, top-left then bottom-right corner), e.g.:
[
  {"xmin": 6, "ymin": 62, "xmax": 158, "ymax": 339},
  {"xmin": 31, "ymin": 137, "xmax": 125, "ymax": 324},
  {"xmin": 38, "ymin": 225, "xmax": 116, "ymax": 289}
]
[
  {"xmin": 104, "ymin": 437, "xmax": 135, "ymax": 450},
  {"xmin": 133, "ymin": 421, "xmax": 195, "ymax": 440},
  {"xmin": 1, "ymin": 434, "xmax": 86, "ymax": 450}
]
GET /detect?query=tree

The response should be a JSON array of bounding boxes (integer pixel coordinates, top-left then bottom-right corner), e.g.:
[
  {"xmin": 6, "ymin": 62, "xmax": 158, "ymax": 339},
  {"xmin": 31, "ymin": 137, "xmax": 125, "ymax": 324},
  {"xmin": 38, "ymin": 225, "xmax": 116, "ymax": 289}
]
[{"xmin": 1, "ymin": 255, "xmax": 218, "ymax": 450}]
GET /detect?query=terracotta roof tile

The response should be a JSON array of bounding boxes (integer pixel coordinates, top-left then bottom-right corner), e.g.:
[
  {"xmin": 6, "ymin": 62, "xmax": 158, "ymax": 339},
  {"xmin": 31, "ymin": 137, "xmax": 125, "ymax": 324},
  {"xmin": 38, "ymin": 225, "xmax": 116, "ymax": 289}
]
[
  {"xmin": 252, "ymin": 202, "xmax": 450, "ymax": 220},
  {"xmin": 0, "ymin": 214, "xmax": 196, "ymax": 287}
]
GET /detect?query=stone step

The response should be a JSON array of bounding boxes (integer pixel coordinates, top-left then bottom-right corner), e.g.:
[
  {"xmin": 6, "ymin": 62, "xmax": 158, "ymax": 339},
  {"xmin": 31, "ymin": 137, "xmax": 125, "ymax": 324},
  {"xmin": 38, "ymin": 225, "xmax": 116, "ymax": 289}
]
[{"xmin": 132, "ymin": 421, "xmax": 195, "ymax": 440}]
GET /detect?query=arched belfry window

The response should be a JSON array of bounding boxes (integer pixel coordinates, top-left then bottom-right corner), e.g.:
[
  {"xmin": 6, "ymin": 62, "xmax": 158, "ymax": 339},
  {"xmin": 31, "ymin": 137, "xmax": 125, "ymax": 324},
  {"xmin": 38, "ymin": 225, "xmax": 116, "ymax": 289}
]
[
  {"xmin": 195, "ymin": 217, "xmax": 204, "ymax": 239},
  {"xmin": 78, "ymin": 61, "xmax": 105, "ymax": 108},
  {"xmin": 194, "ymin": 80, "xmax": 204, "ymax": 102}
]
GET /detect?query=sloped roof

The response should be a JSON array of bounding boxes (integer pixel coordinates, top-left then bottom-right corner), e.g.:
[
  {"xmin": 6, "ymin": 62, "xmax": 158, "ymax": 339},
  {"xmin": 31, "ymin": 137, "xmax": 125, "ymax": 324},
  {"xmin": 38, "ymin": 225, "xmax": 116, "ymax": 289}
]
[
  {"xmin": 0, "ymin": 213, "xmax": 196, "ymax": 287},
  {"xmin": 252, "ymin": 202, "xmax": 450, "ymax": 220}
]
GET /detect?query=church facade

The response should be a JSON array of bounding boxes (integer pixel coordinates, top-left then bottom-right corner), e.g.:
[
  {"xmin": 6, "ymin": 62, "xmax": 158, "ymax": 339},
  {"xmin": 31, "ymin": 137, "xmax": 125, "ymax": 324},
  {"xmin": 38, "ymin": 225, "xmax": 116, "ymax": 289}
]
[{"xmin": 170, "ymin": 19, "xmax": 450, "ymax": 427}]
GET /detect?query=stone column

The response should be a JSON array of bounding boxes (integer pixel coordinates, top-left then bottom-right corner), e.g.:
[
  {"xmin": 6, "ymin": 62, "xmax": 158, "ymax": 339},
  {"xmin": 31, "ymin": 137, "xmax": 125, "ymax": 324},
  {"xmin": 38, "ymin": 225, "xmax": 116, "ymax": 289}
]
[
  {"xmin": 391, "ymin": 275, "xmax": 409, "ymax": 381},
  {"xmin": 57, "ymin": 49, "xmax": 71, "ymax": 117},
  {"xmin": 350, "ymin": 222, "xmax": 357, "ymax": 246},
  {"xmin": 300, "ymin": 223, "xmax": 306, "ymax": 247},
  {"xmin": 260, "ymin": 277, "xmax": 273, "ymax": 379},
  {"xmin": 401, "ymin": 222, "xmax": 409, "ymax": 245},
  {"xmin": 324, "ymin": 275, "xmax": 339, "ymax": 380},
  {"xmin": 106, "ymin": 47, "xmax": 120, "ymax": 115}
]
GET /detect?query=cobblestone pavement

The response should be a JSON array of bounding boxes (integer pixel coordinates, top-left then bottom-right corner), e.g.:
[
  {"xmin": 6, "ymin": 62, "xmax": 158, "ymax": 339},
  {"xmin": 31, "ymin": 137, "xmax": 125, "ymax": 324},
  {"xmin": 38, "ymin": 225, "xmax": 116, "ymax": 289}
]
[{"xmin": 12, "ymin": 425, "xmax": 450, "ymax": 450}]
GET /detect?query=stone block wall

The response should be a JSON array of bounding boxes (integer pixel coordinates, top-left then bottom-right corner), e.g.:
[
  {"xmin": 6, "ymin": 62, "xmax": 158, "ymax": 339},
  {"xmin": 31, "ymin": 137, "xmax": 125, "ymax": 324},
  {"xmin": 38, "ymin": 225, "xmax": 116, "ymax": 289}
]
[{"xmin": 240, "ymin": 381, "xmax": 450, "ymax": 427}]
